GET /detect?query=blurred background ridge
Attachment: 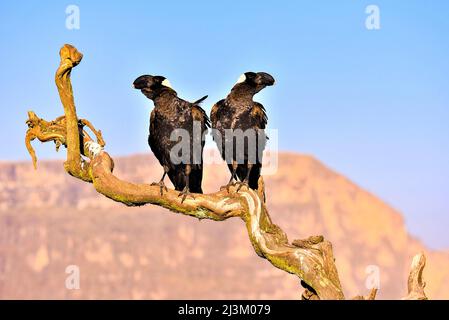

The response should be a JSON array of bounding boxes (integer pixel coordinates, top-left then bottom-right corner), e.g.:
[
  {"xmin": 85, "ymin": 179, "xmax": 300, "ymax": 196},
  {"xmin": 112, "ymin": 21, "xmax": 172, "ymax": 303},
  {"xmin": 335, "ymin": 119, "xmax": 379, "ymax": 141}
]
[{"xmin": 0, "ymin": 152, "xmax": 448, "ymax": 299}]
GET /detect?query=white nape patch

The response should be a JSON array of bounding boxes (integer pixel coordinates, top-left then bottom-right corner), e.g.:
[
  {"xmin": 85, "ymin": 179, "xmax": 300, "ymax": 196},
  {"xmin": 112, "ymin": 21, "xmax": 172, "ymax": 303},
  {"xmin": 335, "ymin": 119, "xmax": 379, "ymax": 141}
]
[
  {"xmin": 161, "ymin": 79, "xmax": 172, "ymax": 89},
  {"xmin": 235, "ymin": 73, "xmax": 246, "ymax": 85},
  {"xmin": 84, "ymin": 141, "xmax": 103, "ymax": 158}
]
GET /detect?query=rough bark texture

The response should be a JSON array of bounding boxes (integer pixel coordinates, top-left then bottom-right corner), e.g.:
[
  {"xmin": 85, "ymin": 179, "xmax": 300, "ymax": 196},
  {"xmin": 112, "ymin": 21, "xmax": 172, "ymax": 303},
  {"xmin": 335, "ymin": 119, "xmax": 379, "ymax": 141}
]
[
  {"xmin": 402, "ymin": 253, "xmax": 428, "ymax": 300},
  {"xmin": 24, "ymin": 44, "xmax": 428, "ymax": 300}
]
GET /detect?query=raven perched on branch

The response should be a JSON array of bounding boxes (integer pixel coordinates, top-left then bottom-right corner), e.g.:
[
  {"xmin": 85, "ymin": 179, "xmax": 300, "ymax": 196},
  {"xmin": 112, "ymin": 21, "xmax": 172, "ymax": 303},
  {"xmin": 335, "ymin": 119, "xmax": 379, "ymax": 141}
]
[
  {"xmin": 133, "ymin": 75, "xmax": 209, "ymax": 201},
  {"xmin": 211, "ymin": 72, "xmax": 275, "ymax": 191}
]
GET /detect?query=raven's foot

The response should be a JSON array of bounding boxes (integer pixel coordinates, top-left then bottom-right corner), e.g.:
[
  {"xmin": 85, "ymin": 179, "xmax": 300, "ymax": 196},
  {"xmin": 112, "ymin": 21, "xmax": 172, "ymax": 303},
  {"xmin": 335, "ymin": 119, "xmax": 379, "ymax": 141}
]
[
  {"xmin": 151, "ymin": 180, "xmax": 168, "ymax": 196},
  {"xmin": 220, "ymin": 180, "xmax": 237, "ymax": 193},
  {"xmin": 178, "ymin": 187, "xmax": 195, "ymax": 203},
  {"xmin": 235, "ymin": 180, "xmax": 249, "ymax": 192}
]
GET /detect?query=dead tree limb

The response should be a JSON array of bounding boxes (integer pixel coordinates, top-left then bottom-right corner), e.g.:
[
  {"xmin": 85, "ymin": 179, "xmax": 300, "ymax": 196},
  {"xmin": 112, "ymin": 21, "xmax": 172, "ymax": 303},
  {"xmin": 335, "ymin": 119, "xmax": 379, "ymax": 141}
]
[
  {"xmin": 402, "ymin": 253, "xmax": 428, "ymax": 300},
  {"xmin": 24, "ymin": 44, "xmax": 428, "ymax": 300}
]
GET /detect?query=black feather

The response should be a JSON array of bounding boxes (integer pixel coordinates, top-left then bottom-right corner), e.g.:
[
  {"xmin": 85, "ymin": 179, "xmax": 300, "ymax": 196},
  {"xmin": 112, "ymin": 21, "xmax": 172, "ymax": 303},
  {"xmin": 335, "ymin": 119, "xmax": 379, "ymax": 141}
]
[
  {"xmin": 192, "ymin": 95, "xmax": 208, "ymax": 105},
  {"xmin": 211, "ymin": 86, "xmax": 270, "ymax": 190},
  {"xmin": 140, "ymin": 83, "xmax": 209, "ymax": 193}
]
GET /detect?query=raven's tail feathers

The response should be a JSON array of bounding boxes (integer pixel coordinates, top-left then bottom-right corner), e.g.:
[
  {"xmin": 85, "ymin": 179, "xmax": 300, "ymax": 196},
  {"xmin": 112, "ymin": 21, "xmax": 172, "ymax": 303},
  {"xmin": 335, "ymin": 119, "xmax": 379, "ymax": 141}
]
[{"xmin": 192, "ymin": 95, "xmax": 208, "ymax": 105}]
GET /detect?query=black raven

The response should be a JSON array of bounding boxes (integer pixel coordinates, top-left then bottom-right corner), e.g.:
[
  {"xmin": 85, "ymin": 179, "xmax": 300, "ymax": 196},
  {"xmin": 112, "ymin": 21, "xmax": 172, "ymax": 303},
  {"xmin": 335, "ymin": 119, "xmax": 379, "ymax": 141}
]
[
  {"xmin": 211, "ymin": 72, "xmax": 275, "ymax": 191},
  {"xmin": 133, "ymin": 75, "xmax": 209, "ymax": 201}
]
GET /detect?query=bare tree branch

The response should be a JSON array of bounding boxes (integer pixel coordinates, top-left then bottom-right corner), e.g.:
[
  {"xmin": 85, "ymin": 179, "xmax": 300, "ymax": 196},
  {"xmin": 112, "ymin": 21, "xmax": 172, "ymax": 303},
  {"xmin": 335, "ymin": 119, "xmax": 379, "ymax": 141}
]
[
  {"xmin": 402, "ymin": 253, "xmax": 428, "ymax": 300},
  {"xmin": 24, "ymin": 44, "xmax": 428, "ymax": 300}
]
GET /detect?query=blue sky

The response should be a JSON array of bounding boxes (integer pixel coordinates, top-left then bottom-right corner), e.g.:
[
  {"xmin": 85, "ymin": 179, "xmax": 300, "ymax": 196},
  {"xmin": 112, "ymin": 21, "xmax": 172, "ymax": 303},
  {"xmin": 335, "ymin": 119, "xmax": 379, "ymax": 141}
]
[{"xmin": 0, "ymin": 1, "xmax": 448, "ymax": 249}]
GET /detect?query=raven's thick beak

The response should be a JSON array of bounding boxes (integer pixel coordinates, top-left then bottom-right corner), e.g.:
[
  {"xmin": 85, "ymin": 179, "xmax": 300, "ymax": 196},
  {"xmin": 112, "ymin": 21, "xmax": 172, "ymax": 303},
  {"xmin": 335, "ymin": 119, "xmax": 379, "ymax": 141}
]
[
  {"xmin": 132, "ymin": 79, "xmax": 142, "ymax": 89},
  {"xmin": 256, "ymin": 72, "xmax": 275, "ymax": 86},
  {"xmin": 133, "ymin": 75, "xmax": 152, "ymax": 90},
  {"xmin": 132, "ymin": 79, "xmax": 140, "ymax": 89}
]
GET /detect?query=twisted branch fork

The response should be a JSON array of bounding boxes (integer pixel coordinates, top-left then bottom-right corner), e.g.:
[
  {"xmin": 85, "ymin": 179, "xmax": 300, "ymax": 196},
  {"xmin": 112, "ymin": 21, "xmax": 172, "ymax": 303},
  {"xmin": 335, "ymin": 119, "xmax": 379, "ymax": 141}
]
[
  {"xmin": 25, "ymin": 111, "xmax": 105, "ymax": 170},
  {"xmin": 24, "ymin": 44, "xmax": 428, "ymax": 300}
]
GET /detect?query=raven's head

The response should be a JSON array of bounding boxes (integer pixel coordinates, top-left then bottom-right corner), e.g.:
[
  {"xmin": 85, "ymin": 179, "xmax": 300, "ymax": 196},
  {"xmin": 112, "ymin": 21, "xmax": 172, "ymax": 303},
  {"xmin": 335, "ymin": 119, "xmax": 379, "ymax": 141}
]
[
  {"xmin": 232, "ymin": 71, "xmax": 275, "ymax": 95},
  {"xmin": 133, "ymin": 75, "xmax": 176, "ymax": 100}
]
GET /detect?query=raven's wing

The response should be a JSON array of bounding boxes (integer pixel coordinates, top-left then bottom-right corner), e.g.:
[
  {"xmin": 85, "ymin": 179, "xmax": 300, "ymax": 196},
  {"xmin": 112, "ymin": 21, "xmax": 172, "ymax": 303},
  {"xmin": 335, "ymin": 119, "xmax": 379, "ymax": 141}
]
[
  {"xmin": 251, "ymin": 102, "xmax": 268, "ymax": 129},
  {"xmin": 191, "ymin": 95, "xmax": 209, "ymax": 130},
  {"xmin": 148, "ymin": 110, "xmax": 159, "ymax": 156},
  {"xmin": 148, "ymin": 110, "xmax": 175, "ymax": 179},
  {"xmin": 210, "ymin": 99, "xmax": 225, "ymax": 128},
  {"xmin": 250, "ymin": 102, "xmax": 268, "ymax": 151},
  {"xmin": 234, "ymin": 102, "xmax": 268, "ymax": 189},
  {"xmin": 210, "ymin": 99, "xmax": 229, "ymax": 161},
  {"xmin": 187, "ymin": 102, "xmax": 210, "ymax": 194},
  {"xmin": 192, "ymin": 104, "xmax": 210, "ymax": 130}
]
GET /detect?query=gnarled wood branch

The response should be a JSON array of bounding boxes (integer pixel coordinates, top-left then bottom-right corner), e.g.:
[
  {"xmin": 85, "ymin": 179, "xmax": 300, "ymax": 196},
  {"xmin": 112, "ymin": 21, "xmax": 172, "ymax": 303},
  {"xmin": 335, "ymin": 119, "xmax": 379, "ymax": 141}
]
[
  {"xmin": 402, "ymin": 253, "xmax": 428, "ymax": 300},
  {"xmin": 24, "ymin": 44, "xmax": 428, "ymax": 300}
]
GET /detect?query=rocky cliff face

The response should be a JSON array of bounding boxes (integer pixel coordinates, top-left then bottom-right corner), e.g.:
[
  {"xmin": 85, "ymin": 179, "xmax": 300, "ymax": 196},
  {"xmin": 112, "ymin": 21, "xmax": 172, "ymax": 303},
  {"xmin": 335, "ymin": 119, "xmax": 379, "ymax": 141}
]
[{"xmin": 0, "ymin": 153, "xmax": 448, "ymax": 299}]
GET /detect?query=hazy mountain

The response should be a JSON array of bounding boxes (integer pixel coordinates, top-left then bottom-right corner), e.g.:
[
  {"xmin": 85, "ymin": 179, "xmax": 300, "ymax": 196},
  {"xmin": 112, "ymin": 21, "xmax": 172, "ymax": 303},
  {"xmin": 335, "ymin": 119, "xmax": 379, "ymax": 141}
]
[{"xmin": 0, "ymin": 153, "xmax": 448, "ymax": 299}]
